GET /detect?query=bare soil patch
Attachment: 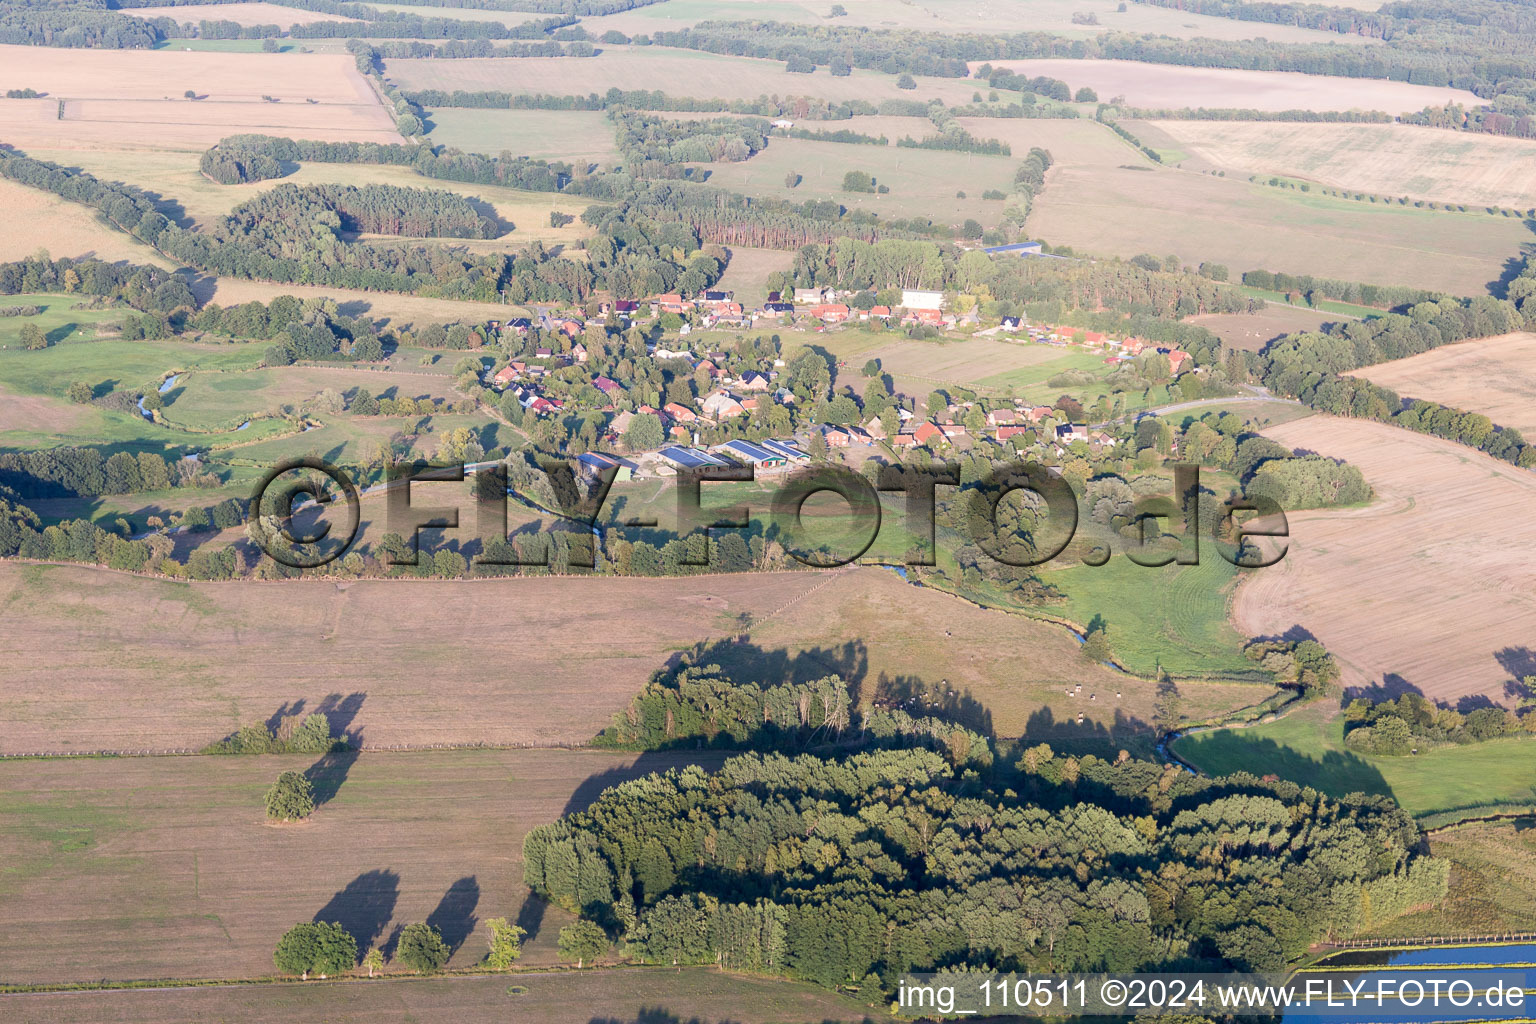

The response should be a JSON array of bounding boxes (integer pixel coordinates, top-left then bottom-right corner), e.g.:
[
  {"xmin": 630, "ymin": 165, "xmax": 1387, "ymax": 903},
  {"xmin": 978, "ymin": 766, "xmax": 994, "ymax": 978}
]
[
  {"xmin": 1232, "ymin": 416, "xmax": 1536, "ymax": 706},
  {"xmin": 1348, "ymin": 332, "xmax": 1536, "ymax": 436}
]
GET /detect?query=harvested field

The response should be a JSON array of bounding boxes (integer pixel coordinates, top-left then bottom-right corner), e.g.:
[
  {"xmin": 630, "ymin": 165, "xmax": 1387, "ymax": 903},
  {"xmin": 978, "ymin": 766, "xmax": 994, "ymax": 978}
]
[
  {"xmin": 1188, "ymin": 304, "xmax": 1338, "ymax": 352},
  {"xmin": 0, "ymin": 45, "xmax": 400, "ymax": 148},
  {"xmin": 1147, "ymin": 120, "xmax": 1536, "ymax": 208},
  {"xmin": 0, "ymin": 748, "xmax": 725, "ymax": 983},
  {"xmin": 0, "ymin": 179, "xmax": 174, "ymax": 266},
  {"xmin": 0, "ymin": 968, "xmax": 869, "ymax": 1024},
  {"xmin": 1026, "ymin": 135, "xmax": 1529, "ymax": 295},
  {"xmin": 0, "ymin": 383, "xmax": 86, "ymax": 437},
  {"xmin": 131, "ymin": 2, "xmax": 350, "ymax": 25},
  {"xmin": 1232, "ymin": 416, "xmax": 1536, "ymax": 706},
  {"xmin": 385, "ymin": 46, "xmax": 983, "ymax": 107},
  {"xmin": 190, "ymin": 276, "xmax": 530, "ymax": 327},
  {"xmin": 970, "ymin": 59, "xmax": 1480, "ymax": 114},
  {"xmin": 1348, "ymin": 332, "xmax": 1536, "ymax": 436},
  {"xmin": 697, "ymin": 137, "xmax": 1019, "ymax": 226},
  {"xmin": 0, "ymin": 563, "xmax": 1258, "ymax": 754},
  {"xmin": 579, "ymin": 0, "xmax": 1369, "ymax": 45},
  {"xmin": 715, "ymin": 246, "xmax": 795, "ymax": 305}
]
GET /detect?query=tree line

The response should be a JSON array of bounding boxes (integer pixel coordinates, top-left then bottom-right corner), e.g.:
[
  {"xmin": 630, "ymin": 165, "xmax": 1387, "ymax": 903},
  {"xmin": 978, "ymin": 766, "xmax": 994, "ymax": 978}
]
[
  {"xmin": 1259, "ymin": 260, "xmax": 1536, "ymax": 467},
  {"xmin": 200, "ymin": 134, "xmax": 571, "ymax": 191},
  {"xmin": 1344, "ymin": 691, "xmax": 1534, "ymax": 756},
  {"xmin": 1241, "ymin": 269, "xmax": 1445, "ymax": 311}
]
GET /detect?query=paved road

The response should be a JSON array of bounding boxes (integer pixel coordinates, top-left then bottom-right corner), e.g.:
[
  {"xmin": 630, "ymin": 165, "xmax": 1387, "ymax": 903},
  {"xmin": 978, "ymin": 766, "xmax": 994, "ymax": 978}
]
[{"xmin": 1094, "ymin": 386, "xmax": 1301, "ymax": 428}]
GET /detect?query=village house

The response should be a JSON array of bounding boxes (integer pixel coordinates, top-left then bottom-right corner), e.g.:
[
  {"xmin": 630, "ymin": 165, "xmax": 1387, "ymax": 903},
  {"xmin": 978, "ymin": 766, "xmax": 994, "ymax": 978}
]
[
  {"xmin": 821, "ymin": 425, "xmax": 854, "ymax": 448},
  {"xmin": 912, "ymin": 421, "xmax": 945, "ymax": 446},
  {"xmin": 810, "ymin": 303, "xmax": 850, "ymax": 323},
  {"xmin": 662, "ymin": 401, "xmax": 697, "ymax": 424},
  {"xmin": 654, "ymin": 293, "xmax": 690, "ymax": 315},
  {"xmin": 995, "ymin": 425, "xmax": 1030, "ymax": 442},
  {"xmin": 491, "ymin": 365, "xmax": 519, "ymax": 389},
  {"xmin": 608, "ymin": 409, "xmax": 635, "ymax": 438},
  {"xmin": 736, "ymin": 371, "xmax": 771, "ymax": 392},
  {"xmin": 864, "ymin": 415, "xmax": 887, "ymax": 439},
  {"xmin": 1056, "ymin": 423, "xmax": 1088, "ymax": 443},
  {"xmin": 1166, "ymin": 350, "xmax": 1193, "ymax": 374},
  {"xmin": 987, "ymin": 408, "xmax": 1020, "ymax": 427},
  {"xmin": 794, "ymin": 287, "xmax": 829, "ymax": 304},
  {"xmin": 700, "ymin": 391, "xmax": 747, "ymax": 420},
  {"xmin": 571, "ymin": 343, "xmax": 588, "ymax": 364},
  {"xmin": 592, "ymin": 376, "xmax": 624, "ymax": 399}
]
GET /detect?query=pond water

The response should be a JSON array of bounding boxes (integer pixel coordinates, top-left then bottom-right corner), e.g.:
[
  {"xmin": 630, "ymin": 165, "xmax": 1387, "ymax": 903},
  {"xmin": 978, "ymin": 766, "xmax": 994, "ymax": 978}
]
[{"xmin": 1282, "ymin": 945, "xmax": 1536, "ymax": 1024}]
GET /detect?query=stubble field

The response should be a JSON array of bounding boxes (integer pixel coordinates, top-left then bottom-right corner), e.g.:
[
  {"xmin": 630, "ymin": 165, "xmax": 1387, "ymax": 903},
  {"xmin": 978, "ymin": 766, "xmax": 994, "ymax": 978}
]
[
  {"xmin": 0, "ymin": 45, "xmax": 400, "ymax": 149},
  {"xmin": 0, "ymin": 562, "xmax": 1253, "ymax": 755},
  {"xmin": 971, "ymin": 58, "xmax": 1481, "ymax": 114},
  {"xmin": 1145, "ymin": 120, "xmax": 1536, "ymax": 208},
  {"xmin": 1232, "ymin": 416, "xmax": 1536, "ymax": 706},
  {"xmin": 1187, "ymin": 304, "xmax": 1339, "ymax": 352},
  {"xmin": 1347, "ymin": 332, "xmax": 1536, "ymax": 437}
]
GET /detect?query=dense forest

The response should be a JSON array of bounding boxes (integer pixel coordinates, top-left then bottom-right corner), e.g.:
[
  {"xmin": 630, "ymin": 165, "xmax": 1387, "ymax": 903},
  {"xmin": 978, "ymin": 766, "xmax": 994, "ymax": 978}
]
[{"xmin": 525, "ymin": 666, "xmax": 1446, "ymax": 992}]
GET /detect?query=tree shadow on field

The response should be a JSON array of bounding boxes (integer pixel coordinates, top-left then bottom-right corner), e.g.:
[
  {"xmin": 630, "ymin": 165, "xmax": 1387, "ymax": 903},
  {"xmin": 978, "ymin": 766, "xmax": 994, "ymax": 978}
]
[
  {"xmin": 305, "ymin": 749, "xmax": 358, "ymax": 806},
  {"xmin": 1488, "ymin": 233, "xmax": 1536, "ymax": 299},
  {"xmin": 315, "ymin": 691, "xmax": 368, "ymax": 745},
  {"xmin": 682, "ymin": 637, "xmax": 871, "ymax": 704},
  {"xmin": 1495, "ymin": 646, "xmax": 1536, "ymax": 683},
  {"xmin": 870, "ymin": 671, "xmax": 992, "ymax": 736},
  {"xmin": 1170, "ymin": 734, "xmax": 1392, "ymax": 803},
  {"xmin": 313, "ymin": 868, "xmax": 400, "ymax": 959},
  {"xmin": 1342, "ymin": 673, "xmax": 1425, "ymax": 705},
  {"xmin": 426, "ymin": 875, "xmax": 480, "ymax": 955},
  {"xmin": 515, "ymin": 891, "xmax": 549, "ymax": 944}
]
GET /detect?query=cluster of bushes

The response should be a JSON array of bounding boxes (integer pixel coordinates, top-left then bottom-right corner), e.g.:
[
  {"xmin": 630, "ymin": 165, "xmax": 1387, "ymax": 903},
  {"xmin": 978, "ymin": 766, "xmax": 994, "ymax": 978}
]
[
  {"xmin": 1344, "ymin": 693, "xmax": 1533, "ymax": 756},
  {"xmin": 610, "ymin": 110, "xmax": 770, "ymax": 171},
  {"xmin": 1241, "ymin": 638, "xmax": 1340, "ymax": 693},
  {"xmin": 205, "ymin": 711, "xmax": 341, "ymax": 755},
  {"xmin": 4, "ymin": 88, "xmax": 42, "ymax": 99},
  {"xmin": 0, "ymin": 304, "xmax": 43, "ymax": 317},
  {"xmin": 895, "ymin": 105, "xmax": 1012, "ymax": 155}
]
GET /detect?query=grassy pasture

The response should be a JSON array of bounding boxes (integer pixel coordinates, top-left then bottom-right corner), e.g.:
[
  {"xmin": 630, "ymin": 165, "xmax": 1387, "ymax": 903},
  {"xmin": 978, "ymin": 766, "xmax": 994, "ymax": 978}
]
[
  {"xmin": 1146, "ymin": 120, "xmax": 1536, "ymax": 209},
  {"xmin": 715, "ymin": 246, "xmax": 794, "ymax": 306},
  {"xmin": 0, "ymin": 968, "xmax": 871, "ymax": 1023},
  {"xmin": 1348, "ymin": 331, "xmax": 1536, "ymax": 437},
  {"xmin": 1233, "ymin": 416, "xmax": 1536, "ymax": 707},
  {"xmin": 217, "ymin": 412, "xmax": 507, "ymax": 467},
  {"xmin": 972, "ymin": 58, "xmax": 1480, "ymax": 114},
  {"xmin": 696, "ymin": 137, "xmax": 1018, "ymax": 227},
  {"xmin": 161, "ymin": 366, "xmax": 466, "ymax": 431},
  {"xmin": 384, "ymin": 46, "xmax": 985, "ymax": 107},
  {"xmin": 0, "ymin": 748, "xmax": 725, "ymax": 983},
  {"xmin": 1173, "ymin": 702, "xmax": 1536, "ymax": 820},
  {"xmin": 1039, "ymin": 550, "xmax": 1260, "ymax": 679},
  {"xmin": 423, "ymin": 108, "xmax": 618, "ymax": 166}
]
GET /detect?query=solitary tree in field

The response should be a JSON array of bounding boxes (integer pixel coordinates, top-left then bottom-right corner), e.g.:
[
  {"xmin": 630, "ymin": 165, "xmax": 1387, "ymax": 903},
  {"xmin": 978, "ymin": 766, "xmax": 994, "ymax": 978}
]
[
  {"xmin": 784, "ymin": 170, "xmax": 802, "ymax": 188},
  {"xmin": 362, "ymin": 947, "xmax": 384, "ymax": 977},
  {"xmin": 18, "ymin": 322, "xmax": 45, "ymax": 349},
  {"xmin": 483, "ymin": 917, "xmax": 526, "ymax": 969},
  {"xmin": 557, "ymin": 920, "xmax": 609, "ymax": 968},
  {"xmin": 396, "ymin": 922, "xmax": 449, "ymax": 973},
  {"xmin": 265, "ymin": 770, "xmax": 315, "ymax": 821},
  {"xmin": 896, "ymin": 73, "xmax": 917, "ymax": 89},
  {"xmin": 67, "ymin": 381, "xmax": 93, "ymax": 404},
  {"xmin": 184, "ymin": 89, "xmax": 196, "ymax": 100},
  {"xmin": 274, "ymin": 921, "xmax": 357, "ymax": 979}
]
